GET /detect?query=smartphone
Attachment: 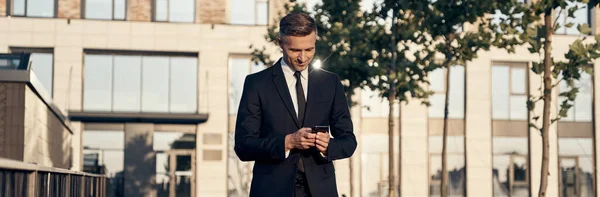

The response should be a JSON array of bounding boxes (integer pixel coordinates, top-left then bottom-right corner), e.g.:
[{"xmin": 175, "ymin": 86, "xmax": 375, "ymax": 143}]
[{"xmin": 311, "ymin": 126, "xmax": 329, "ymax": 133}]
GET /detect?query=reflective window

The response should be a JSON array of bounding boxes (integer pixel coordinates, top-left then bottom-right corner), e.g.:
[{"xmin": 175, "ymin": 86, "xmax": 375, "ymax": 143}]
[
  {"xmin": 154, "ymin": 131, "xmax": 196, "ymax": 197},
  {"xmin": 169, "ymin": 57, "xmax": 198, "ymax": 113},
  {"xmin": 12, "ymin": 0, "xmax": 55, "ymax": 17},
  {"xmin": 428, "ymin": 66, "xmax": 465, "ymax": 119},
  {"xmin": 29, "ymin": 53, "xmax": 54, "ymax": 97},
  {"xmin": 155, "ymin": 0, "xmax": 195, "ymax": 23},
  {"xmin": 493, "ymin": 137, "xmax": 529, "ymax": 197},
  {"xmin": 558, "ymin": 71, "xmax": 593, "ymax": 122},
  {"xmin": 230, "ymin": 0, "xmax": 269, "ymax": 25},
  {"xmin": 113, "ymin": 56, "xmax": 141, "ymax": 112},
  {"xmin": 492, "ymin": 64, "xmax": 528, "ymax": 120},
  {"xmin": 84, "ymin": 55, "xmax": 113, "ymax": 111},
  {"xmin": 83, "ymin": 54, "xmax": 198, "ymax": 113},
  {"xmin": 83, "ymin": 130, "xmax": 125, "ymax": 197},
  {"xmin": 429, "ymin": 136, "xmax": 465, "ymax": 197},
  {"xmin": 558, "ymin": 138, "xmax": 595, "ymax": 197},
  {"xmin": 228, "ymin": 57, "xmax": 266, "ymax": 115},
  {"xmin": 85, "ymin": 0, "xmax": 126, "ymax": 20},
  {"xmin": 555, "ymin": 1, "xmax": 592, "ymax": 35}
]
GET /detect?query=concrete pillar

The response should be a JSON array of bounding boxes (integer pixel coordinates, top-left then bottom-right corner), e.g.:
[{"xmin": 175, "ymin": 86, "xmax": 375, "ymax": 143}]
[
  {"xmin": 400, "ymin": 97, "xmax": 428, "ymax": 197},
  {"xmin": 465, "ymin": 56, "xmax": 493, "ymax": 197},
  {"xmin": 124, "ymin": 123, "xmax": 155, "ymax": 197}
]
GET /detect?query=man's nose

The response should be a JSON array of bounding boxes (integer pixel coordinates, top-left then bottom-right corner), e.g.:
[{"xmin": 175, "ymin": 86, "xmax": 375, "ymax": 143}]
[{"xmin": 298, "ymin": 52, "xmax": 306, "ymax": 62}]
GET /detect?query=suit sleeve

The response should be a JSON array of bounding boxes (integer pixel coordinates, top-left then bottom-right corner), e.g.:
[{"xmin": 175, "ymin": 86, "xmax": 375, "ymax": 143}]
[
  {"xmin": 234, "ymin": 75, "xmax": 286, "ymax": 163},
  {"xmin": 325, "ymin": 75, "xmax": 357, "ymax": 161}
]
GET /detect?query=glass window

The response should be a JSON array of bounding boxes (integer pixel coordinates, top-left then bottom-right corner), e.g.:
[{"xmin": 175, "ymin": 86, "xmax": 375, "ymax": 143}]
[
  {"xmin": 230, "ymin": 0, "xmax": 269, "ymax": 25},
  {"xmin": 141, "ymin": 56, "xmax": 169, "ymax": 112},
  {"xmin": 558, "ymin": 138, "xmax": 595, "ymax": 197},
  {"xmin": 82, "ymin": 130, "xmax": 125, "ymax": 197},
  {"xmin": 428, "ymin": 66, "xmax": 465, "ymax": 119},
  {"xmin": 429, "ymin": 136, "xmax": 465, "ymax": 197},
  {"xmin": 154, "ymin": 131, "xmax": 196, "ymax": 196},
  {"xmin": 83, "ymin": 54, "xmax": 113, "ymax": 111},
  {"xmin": 155, "ymin": 0, "xmax": 195, "ymax": 23},
  {"xmin": 29, "ymin": 53, "xmax": 54, "ymax": 97},
  {"xmin": 84, "ymin": 54, "xmax": 198, "ymax": 113},
  {"xmin": 492, "ymin": 64, "xmax": 528, "ymax": 120},
  {"xmin": 558, "ymin": 71, "xmax": 593, "ymax": 122},
  {"xmin": 228, "ymin": 57, "xmax": 266, "ymax": 115},
  {"xmin": 492, "ymin": 137, "xmax": 529, "ymax": 197},
  {"xmin": 169, "ymin": 57, "xmax": 198, "ymax": 113},
  {"xmin": 13, "ymin": 0, "xmax": 55, "ymax": 17},
  {"xmin": 114, "ymin": 0, "xmax": 126, "ymax": 19},
  {"xmin": 85, "ymin": 0, "xmax": 126, "ymax": 20},
  {"xmin": 555, "ymin": 1, "xmax": 592, "ymax": 35},
  {"xmin": 113, "ymin": 55, "xmax": 141, "ymax": 112}
]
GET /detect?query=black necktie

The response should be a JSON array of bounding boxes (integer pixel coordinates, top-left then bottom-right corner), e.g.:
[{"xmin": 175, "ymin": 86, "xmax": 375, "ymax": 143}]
[
  {"xmin": 294, "ymin": 71, "xmax": 307, "ymax": 173},
  {"xmin": 294, "ymin": 71, "xmax": 306, "ymax": 125}
]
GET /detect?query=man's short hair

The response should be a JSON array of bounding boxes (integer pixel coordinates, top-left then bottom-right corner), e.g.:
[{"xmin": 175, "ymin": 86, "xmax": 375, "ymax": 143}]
[{"xmin": 279, "ymin": 12, "xmax": 317, "ymax": 37}]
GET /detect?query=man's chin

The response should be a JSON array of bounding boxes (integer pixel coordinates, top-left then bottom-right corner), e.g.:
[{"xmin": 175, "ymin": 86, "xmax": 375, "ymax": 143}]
[{"xmin": 293, "ymin": 64, "xmax": 308, "ymax": 71}]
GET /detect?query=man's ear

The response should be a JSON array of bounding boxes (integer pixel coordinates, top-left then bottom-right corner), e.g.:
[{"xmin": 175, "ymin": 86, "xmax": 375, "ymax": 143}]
[{"xmin": 277, "ymin": 36, "xmax": 283, "ymax": 49}]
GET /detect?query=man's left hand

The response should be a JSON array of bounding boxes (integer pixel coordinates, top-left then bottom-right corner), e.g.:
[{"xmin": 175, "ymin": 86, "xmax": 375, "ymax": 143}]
[{"xmin": 315, "ymin": 132, "xmax": 330, "ymax": 155}]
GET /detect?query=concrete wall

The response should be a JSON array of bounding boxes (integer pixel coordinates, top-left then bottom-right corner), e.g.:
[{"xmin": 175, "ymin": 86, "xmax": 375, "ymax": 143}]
[{"xmin": 23, "ymin": 85, "xmax": 72, "ymax": 169}]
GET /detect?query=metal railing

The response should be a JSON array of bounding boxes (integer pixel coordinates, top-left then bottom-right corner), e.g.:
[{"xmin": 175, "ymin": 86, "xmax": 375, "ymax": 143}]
[{"xmin": 0, "ymin": 158, "xmax": 107, "ymax": 197}]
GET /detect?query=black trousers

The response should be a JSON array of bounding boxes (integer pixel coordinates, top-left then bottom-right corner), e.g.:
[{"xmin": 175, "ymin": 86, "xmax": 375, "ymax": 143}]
[{"xmin": 294, "ymin": 171, "xmax": 312, "ymax": 197}]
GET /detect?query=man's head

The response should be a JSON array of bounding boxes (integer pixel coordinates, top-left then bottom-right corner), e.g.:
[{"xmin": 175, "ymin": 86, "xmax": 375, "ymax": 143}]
[{"xmin": 278, "ymin": 12, "xmax": 317, "ymax": 72}]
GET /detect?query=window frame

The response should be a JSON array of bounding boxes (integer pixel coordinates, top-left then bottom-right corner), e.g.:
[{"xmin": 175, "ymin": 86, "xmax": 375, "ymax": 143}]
[
  {"xmin": 152, "ymin": 0, "xmax": 197, "ymax": 23},
  {"xmin": 8, "ymin": 0, "xmax": 58, "ymax": 18},
  {"xmin": 229, "ymin": 0, "xmax": 270, "ymax": 26},
  {"xmin": 428, "ymin": 65, "xmax": 466, "ymax": 119},
  {"xmin": 491, "ymin": 62, "xmax": 530, "ymax": 121},
  {"xmin": 80, "ymin": 0, "xmax": 127, "ymax": 21},
  {"xmin": 82, "ymin": 50, "xmax": 199, "ymax": 114}
]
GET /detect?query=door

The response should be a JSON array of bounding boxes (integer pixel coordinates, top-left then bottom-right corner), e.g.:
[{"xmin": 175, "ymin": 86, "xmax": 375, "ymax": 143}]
[{"xmin": 156, "ymin": 150, "xmax": 196, "ymax": 197}]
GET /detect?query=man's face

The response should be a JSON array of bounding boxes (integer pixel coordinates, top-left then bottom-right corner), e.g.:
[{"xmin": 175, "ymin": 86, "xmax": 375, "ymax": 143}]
[{"xmin": 278, "ymin": 31, "xmax": 316, "ymax": 72}]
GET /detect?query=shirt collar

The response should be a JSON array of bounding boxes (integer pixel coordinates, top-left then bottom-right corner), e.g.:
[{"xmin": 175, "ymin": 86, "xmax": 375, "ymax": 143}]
[{"xmin": 281, "ymin": 58, "xmax": 308, "ymax": 80}]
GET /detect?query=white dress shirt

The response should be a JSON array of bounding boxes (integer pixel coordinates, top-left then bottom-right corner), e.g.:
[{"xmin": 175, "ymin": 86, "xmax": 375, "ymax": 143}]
[
  {"xmin": 281, "ymin": 58, "xmax": 309, "ymax": 117},
  {"xmin": 281, "ymin": 59, "xmax": 310, "ymax": 158}
]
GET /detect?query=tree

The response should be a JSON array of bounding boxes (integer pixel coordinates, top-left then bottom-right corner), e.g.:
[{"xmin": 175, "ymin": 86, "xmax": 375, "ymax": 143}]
[
  {"xmin": 250, "ymin": 1, "xmax": 376, "ymax": 196},
  {"xmin": 512, "ymin": 1, "xmax": 600, "ymax": 196},
  {"xmin": 392, "ymin": 1, "xmax": 525, "ymax": 196}
]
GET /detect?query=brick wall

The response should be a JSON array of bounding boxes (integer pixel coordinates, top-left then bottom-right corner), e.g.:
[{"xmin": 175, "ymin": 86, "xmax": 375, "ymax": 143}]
[
  {"xmin": 58, "ymin": 0, "xmax": 81, "ymax": 18},
  {"xmin": 128, "ymin": 0, "xmax": 152, "ymax": 21},
  {"xmin": 198, "ymin": 0, "xmax": 226, "ymax": 24},
  {"xmin": 0, "ymin": 0, "xmax": 6, "ymax": 17}
]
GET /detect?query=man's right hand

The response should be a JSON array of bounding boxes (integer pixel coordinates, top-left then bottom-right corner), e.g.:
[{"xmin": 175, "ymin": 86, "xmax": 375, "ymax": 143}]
[{"xmin": 285, "ymin": 128, "xmax": 316, "ymax": 151}]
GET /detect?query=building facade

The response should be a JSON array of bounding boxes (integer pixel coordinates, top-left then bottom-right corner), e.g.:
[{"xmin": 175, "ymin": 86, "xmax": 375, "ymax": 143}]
[{"xmin": 3, "ymin": 0, "xmax": 600, "ymax": 197}]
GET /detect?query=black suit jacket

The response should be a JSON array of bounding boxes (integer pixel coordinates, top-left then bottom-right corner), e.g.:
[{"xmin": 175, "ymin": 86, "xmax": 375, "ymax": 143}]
[{"xmin": 234, "ymin": 60, "xmax": 357, "ymax": 197}]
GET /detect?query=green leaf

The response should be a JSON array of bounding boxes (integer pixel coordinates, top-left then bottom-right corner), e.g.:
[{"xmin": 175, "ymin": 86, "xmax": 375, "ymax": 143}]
[
  {"xmin": 578, "ymin": 24, "xmax": 592, "ymax": 35},
  {"xmin": 570, "ymin": 40, "xmax": 587, "ymax": 56},
  {"xmin": 564, "ymin": 22, "xmax": 575, "ymax": 28},
  {"xmin": 532, "ymin": 62, "xmax": 544, "ymax": 74}
]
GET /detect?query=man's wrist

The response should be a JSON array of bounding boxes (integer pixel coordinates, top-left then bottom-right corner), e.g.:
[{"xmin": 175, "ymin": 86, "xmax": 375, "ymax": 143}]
[{"xmin": 284, "ymin": 134, "xmax": 292, "ymax": 151}]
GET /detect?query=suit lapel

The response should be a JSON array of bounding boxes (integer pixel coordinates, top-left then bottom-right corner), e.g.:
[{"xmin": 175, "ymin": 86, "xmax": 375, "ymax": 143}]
[{"xmin": 272, "ymin": 60, "xmax": 300, "ymax": 128}]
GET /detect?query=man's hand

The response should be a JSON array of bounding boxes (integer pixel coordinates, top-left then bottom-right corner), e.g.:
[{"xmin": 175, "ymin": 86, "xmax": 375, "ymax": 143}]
[
  {"xmin": 315, "ymin": 132, "xmax": 330, "ymax": 155},
  {"xmin": 285, "ymin": 128, "xmax": 316, "ymax": 151}
]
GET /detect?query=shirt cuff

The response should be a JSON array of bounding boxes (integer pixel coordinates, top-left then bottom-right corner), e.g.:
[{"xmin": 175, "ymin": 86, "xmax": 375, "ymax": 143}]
[
  {"xmin": 320, "ymin": 152, "xmax": 327, "ymax": 158},
  {"xmin": 285, "ymin": 150, "xmax": 290, "ymax": 158}
]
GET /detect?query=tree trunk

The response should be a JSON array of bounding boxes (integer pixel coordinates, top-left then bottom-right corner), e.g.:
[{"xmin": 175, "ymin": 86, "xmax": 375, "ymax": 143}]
[
  {"xmin": 388, "ymin": 90, "xmax": 395, "ymax": 197},
  {"xmin": 397, "ymin": 100, "xmax": 402, "ymax": 196},
  {"xmin": 538, "ymin": 10, "xmax": 553, "ymax": 197},
  {"xmin": 388, "ymin": 9, "xmax": 398, "ymax": 197},
  {"xmin": 441, "ymin": 66, "xmax": 451, "ymax": 197}
]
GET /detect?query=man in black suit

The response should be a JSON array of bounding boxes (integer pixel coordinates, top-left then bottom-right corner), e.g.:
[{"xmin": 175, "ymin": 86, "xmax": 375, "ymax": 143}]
[{"xmin": 234, "ymin": 12, "xmax": 357, "ymax": 197}]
